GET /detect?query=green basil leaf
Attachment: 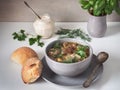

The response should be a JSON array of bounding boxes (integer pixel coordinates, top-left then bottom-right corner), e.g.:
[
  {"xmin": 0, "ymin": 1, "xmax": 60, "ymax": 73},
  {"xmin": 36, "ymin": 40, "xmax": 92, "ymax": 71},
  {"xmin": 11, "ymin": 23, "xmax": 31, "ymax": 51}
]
[
  {"xmin": 82, "ymin": 3, "xmax": 91, "ymax": 9},
  {"xmin": 79, "ymin": 0, "xmax": 89, "ymax": 5}
]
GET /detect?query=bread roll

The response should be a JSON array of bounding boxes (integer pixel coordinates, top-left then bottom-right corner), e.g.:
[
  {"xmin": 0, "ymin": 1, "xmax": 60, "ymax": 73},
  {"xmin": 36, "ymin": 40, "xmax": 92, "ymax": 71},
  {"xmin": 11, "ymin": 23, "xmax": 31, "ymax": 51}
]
[
  {"xmin": 21, "ymin": 57, "xmax": 43, "ymax": 84},
  {"xmin": 11, "ymin": 46, "xmax": 38, "ymax": 66}
]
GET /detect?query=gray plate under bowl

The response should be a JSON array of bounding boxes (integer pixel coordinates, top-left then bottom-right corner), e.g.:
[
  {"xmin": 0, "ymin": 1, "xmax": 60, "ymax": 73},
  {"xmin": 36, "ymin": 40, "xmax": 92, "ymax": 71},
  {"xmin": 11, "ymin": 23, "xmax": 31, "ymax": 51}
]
[{"xmin": 41, "ymin": 55, "xmax": 103, "ymax": 87}]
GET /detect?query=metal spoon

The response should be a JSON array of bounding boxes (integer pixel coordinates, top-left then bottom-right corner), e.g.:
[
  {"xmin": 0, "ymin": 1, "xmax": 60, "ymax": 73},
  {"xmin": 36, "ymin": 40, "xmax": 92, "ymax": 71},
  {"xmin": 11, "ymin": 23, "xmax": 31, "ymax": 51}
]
[
  {"xmin": 24, "ymin": 1, "xmax": 41, "ymax": 19},
  {"xmin": 83, "ymin": 52, "xmax": 109, "ymax": 88}
]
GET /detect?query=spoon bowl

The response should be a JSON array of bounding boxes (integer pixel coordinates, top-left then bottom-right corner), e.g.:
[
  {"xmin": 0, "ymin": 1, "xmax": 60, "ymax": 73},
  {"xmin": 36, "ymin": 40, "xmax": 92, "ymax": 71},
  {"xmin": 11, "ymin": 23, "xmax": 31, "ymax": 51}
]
[{"xmin": 97, "ymin": 52, "xmax": 109, "ymax": 63}]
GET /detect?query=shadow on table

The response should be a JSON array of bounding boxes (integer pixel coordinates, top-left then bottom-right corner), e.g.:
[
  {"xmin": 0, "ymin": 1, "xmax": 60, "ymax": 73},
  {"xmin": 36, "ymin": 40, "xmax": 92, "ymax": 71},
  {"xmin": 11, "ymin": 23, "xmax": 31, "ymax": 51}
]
[
  {"xmin": 69, "ymin": 53, "xmax": 119, "ymax": 90},
  {"xmin": 105, "ymin": 23, "xmax": 120, "ymax": 37}
]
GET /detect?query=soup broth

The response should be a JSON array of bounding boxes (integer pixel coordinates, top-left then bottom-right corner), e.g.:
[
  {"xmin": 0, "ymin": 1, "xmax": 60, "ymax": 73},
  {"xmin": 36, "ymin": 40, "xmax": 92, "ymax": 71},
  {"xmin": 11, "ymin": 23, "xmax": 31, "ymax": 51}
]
[{"xmin": 48, "ymin": 41, "xmax": 90, "ymax": 63}]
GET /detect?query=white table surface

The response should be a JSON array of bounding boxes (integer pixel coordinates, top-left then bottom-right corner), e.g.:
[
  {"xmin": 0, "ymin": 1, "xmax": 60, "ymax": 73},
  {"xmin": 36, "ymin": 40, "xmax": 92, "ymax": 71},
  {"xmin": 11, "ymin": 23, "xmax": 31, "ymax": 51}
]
[{"xmin": 0, "ymin": 22, "xmax": 120, "ymax": 90}]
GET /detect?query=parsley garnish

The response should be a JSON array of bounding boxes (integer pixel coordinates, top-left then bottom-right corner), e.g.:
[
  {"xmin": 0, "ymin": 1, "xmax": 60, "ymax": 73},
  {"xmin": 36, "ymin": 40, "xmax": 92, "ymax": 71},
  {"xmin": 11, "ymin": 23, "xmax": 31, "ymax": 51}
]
[
  {"xmin": 12, "ymin": 30, "xmax": 27, "ymax": 41},
  {"xmin": 12, "ymin": 30, "xmax": 44, "ymax": 47},
  {"xmin": 76, "ymin": 45, "xmax": 88, "ymax": 59},
  {"xmin": 29, "ymin": 35, "xmax": 44, "ymax": 47}
]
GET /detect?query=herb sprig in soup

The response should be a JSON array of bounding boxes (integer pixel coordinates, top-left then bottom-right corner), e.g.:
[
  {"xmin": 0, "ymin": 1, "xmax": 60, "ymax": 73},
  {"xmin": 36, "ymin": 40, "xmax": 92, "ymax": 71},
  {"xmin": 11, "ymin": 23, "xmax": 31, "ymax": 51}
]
[{"xmin": 48, "ymin": 41, "xmax": 90, "ymax": 63}]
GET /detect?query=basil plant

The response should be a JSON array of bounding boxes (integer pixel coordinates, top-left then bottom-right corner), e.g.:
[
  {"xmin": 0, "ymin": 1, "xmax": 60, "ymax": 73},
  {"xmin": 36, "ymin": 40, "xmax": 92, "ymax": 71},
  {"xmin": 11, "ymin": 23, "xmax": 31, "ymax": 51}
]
[{"xmin": 79, "ymin": 0, "xmax": 120, "ymax": 16}]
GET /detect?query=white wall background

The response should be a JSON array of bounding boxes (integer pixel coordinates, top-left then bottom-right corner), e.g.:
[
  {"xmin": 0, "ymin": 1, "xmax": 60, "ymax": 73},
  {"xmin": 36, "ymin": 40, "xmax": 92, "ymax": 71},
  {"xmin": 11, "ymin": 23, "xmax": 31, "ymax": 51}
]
[{"xmin": 0, "ymin": 0, "xmax": 120, "ymax": 22}]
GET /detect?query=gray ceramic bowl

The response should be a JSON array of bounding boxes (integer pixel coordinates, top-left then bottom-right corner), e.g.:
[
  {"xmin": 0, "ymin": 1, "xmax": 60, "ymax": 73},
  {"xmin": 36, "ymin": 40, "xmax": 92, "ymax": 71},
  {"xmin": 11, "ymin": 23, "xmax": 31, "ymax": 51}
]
[{"xmin": 45, "ymin": 38, "xmax": 93, "ymax": 77}]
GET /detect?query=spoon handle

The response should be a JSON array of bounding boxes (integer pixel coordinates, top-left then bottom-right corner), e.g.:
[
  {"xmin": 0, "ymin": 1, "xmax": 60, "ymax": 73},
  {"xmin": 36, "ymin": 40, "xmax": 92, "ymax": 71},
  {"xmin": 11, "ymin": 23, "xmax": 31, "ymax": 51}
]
[
  {"xmin": 24, "ymin": 1, "xmax": 41, "ymax": 19},
  {"xmin": 83, "ymin": 64, "xmax": 101, "ymax": 88}
]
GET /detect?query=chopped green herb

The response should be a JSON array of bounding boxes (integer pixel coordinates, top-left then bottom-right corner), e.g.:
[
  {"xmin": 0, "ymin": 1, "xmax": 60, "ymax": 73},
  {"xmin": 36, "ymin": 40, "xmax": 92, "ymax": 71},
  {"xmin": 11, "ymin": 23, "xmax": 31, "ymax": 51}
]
[
  {"xmin": 38, "ymin": 42, "xmax": 44, "ymax": 47},
  {"xmin": 29, "ymin": 35, "xmax": 44, "ymax": 47},
  {"xmin": 53, "ymin": 42, "xmax": 61, "ymax": 48},
  {"xmin": 63, "ymin": 58, "xmax": 73, "ymax": 63},
  {"xmin": 29, "ymin": 38, "xmax": 37, "ymax": 45},
  {"xmin": 56, "ymin": 28, "xmax": 70, "ymax": 35},
  {"xmin": 56, "ymin": 28, "xmax": 91, "ymax": 42},
  {"xmin": 76, "ymin": 45, "xmax": 88, "ymax": 59},
  {"xmin": 12, "ymin": 30, "xmax": 44, "ymax": 47},
  {"xmin": 76, "ymin": 50, "xmax": 87, "ymax": 59},
  {"xmin": 77, "ymin": 45, "xmax": 88, "ymax": 51},
  {"xmin": 12, "ymin": 30, "xmax": 27, "ymax": 41}
]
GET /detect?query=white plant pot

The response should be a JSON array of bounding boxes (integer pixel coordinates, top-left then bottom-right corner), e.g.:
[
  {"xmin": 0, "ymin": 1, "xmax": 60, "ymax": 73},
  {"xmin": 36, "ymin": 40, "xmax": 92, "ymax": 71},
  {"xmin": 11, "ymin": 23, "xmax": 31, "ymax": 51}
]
[{"xmin": 87, "ymin": 14, "xmax": 107, "ymax": 38}]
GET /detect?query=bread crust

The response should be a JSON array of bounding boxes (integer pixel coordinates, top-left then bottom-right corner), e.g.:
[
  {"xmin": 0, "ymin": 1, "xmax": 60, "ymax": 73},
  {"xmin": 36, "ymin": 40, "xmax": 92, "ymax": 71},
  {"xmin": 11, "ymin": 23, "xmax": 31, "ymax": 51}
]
[
  {"xmin": 21, "ymin": 57, "xmax": 43, "ymax": 84},
  {"xmin": 11, "ymin": 47, "xmax": 38, "ymax": 66}
]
